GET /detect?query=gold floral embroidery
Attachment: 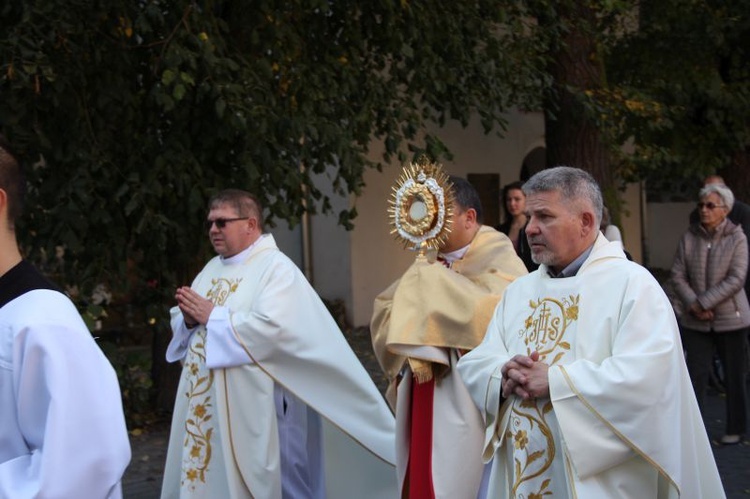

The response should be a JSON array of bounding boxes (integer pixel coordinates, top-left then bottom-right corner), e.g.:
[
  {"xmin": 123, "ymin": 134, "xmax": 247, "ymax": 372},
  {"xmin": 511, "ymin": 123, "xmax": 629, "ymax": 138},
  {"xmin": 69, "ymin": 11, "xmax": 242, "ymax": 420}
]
[
  {"xmin": 180, "ymin": 277, "xmax": 242, "ymax": 489},
  {"xmin": 207, "ymin": 277, "xmax": 241, "ymax": 307},
  {"xmin": 510, "ymin": 294, "xmax": 580, "ymax": 497},
  {"xmin": 514, "ymin": 430, "xmax": 529, "ymax": 450}
]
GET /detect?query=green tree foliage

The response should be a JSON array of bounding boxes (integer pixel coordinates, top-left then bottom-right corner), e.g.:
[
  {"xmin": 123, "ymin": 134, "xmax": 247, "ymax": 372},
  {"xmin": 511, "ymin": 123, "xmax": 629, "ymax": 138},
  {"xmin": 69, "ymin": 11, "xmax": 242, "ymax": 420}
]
[
  {"xmin": 518, "ymin": 0, "xmax": 749, "ymax": 210},
  {"xmin": 0, "ymin": 0, "xmax": 543, "ymax": 298},
  {"xmin": 606, "ymin": 0, "xmax": 750, "ymax": 199}
]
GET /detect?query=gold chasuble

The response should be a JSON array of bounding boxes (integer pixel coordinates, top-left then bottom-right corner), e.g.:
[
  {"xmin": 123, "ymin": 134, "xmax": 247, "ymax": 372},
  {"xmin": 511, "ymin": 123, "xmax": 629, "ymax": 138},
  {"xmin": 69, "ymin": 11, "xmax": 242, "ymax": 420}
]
[
  {"xmin": 458, "ymin": 235, "xmax": 725, "ymax": 499},
  {"xmin": 371, "ymin": 225, "xmax": 527, "ymax": 498},
  {"xmin": 372, "ymin": 225, "xmax": 527, "ymax": 402}
]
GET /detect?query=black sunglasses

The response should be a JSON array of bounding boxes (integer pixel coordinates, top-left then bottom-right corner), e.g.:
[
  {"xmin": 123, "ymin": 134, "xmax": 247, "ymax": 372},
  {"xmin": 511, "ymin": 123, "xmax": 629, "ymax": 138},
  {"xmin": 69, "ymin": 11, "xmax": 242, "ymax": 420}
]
[{"xmin": 205, "ymin": 217, "xmax": 249, "ymax": 230}]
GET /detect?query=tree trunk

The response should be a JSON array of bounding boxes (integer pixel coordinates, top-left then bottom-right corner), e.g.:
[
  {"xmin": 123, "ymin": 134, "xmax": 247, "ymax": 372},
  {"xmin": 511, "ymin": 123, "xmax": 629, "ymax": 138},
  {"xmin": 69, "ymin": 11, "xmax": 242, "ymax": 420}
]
[{"xmin": 541, "ymin": 2, "xmax": 615, "ymax": 202}]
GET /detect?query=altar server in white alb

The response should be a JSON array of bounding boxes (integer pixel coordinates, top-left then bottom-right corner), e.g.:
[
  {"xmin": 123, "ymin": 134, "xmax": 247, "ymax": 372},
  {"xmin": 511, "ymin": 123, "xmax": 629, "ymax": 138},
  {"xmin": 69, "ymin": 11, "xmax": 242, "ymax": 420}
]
[
  {"xmin": 0, "ymin": 134, "xmax": 131, "ymax": 498},
  {"xmin": 161, "ymin": 189, "xmax": 397, "ymax": 499},
  {"xmin": 457, "ymin": 166, "xmax": 725, "ymax": 498}
]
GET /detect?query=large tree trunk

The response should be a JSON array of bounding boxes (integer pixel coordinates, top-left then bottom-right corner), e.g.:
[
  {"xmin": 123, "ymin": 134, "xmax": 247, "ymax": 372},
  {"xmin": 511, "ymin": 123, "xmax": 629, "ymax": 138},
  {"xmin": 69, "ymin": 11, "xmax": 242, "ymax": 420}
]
[{"xmin": 541, "ymin": 2, "xmax": 615, "ymax": 200}]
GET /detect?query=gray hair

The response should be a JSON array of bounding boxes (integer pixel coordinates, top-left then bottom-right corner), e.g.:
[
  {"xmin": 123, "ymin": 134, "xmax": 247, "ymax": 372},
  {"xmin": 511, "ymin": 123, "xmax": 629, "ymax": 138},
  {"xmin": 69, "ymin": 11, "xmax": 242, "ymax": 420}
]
[
  {"xmin": 699, "ymin": 183, "xmax": 734, "ymax": 211},
  {"xmin": 522, "ymin": 166, "xmax": 603, "ymax": 226}
]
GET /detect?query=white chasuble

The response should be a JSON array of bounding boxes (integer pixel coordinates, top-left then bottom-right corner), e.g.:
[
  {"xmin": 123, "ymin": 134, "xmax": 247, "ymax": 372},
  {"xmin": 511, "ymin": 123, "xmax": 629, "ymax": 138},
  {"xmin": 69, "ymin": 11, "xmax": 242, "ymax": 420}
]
[
  {"xmin": 458, "ymin": 235, "xmax": 725, "ymax": 499},
  {"xmin": 162, "ymin": 235, "xmax": 396, "ymax": 499}
]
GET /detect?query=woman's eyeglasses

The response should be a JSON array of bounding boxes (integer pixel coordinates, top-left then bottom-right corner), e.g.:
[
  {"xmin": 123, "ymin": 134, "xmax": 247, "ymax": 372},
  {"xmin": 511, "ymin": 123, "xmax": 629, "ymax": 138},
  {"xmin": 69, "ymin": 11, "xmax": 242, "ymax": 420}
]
[
  {"xmin": 204, "ymin": 217, "xmax": 249, "ymax": 230},
  {"xmin": 697, "ymin": 202, "xmax": 725, "ymax": 210}
]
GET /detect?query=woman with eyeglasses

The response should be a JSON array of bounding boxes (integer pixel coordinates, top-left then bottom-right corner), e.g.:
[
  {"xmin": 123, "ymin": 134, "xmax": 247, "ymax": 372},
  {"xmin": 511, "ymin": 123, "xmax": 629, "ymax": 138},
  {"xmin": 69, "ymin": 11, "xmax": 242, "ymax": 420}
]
[{"xmin": 671, "ymin": 182, "xmax": 749, "ymax": 445}]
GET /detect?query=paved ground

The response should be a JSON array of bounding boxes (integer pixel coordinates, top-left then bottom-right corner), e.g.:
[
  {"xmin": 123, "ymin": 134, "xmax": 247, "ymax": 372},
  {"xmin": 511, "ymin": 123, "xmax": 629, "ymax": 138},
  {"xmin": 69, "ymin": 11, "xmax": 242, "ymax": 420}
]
[{"xmin": 122, "ymin": 327, "xmax": 750, "ymax": 498}]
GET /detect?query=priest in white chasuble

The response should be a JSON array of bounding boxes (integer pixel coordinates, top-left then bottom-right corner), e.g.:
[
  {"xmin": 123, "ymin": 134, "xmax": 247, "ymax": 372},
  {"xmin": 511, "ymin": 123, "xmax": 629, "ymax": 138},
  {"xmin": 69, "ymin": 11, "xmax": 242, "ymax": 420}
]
[
  {"xmin": 161, "ymin": 189, "xmax": 396, "ymax": 499},
  {"xmin": 457, "ymin": 166, "xmax": 725, "ymax": 499},
  {"xmin": 371, "ymin": 176, "xmax": 527, "ymax": 499}
]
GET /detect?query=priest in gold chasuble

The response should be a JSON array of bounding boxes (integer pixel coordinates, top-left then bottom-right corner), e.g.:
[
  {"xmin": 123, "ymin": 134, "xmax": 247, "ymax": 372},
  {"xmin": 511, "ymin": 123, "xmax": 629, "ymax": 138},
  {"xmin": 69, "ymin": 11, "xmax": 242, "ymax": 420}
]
[{"xmin": 371, "ymin": 165, "xmax": 527, "ymax": 499}]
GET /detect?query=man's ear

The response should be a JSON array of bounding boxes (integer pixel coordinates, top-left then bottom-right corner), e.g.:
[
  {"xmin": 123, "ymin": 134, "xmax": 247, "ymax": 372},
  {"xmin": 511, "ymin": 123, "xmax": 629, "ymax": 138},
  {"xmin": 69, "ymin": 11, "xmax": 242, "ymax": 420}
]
[
  {"xmin": 0, "ymin": 189, "xmax": 8, "ymax": 225},
  {"xmin": 580, "ymin": 210, "xmax": 596, "ymax": 236},
  {"xmin": 464, "ymin": 208, "xmax": 477, "ymax": 226}
]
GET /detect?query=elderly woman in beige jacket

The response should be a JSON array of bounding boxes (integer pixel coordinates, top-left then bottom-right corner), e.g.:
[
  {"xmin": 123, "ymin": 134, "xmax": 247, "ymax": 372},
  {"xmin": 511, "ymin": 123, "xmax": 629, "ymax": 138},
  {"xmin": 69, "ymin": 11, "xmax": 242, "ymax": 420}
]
[{"xmin": 671, "ymin": 182, "xmax": 750, "ymax": 445}]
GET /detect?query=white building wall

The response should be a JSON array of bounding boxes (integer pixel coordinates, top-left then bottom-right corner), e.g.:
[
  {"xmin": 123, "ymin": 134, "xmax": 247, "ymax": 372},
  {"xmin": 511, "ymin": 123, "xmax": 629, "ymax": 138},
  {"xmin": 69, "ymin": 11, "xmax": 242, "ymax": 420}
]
[
  {"xmin": 643, "ymin": 202, "xmax": 693, "ymax": 270},
  {"xmin": 350, "ymin": 110, "xmax": 545, "ymax": 326},
  {"xmin": 271, "ymin": 170, "xmax": 353, "ymax": 321}
]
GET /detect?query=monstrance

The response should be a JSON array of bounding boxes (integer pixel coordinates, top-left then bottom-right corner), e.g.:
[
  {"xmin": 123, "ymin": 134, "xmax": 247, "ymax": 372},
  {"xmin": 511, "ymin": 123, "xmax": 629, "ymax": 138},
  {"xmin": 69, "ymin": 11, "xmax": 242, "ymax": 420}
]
[{"xmin": 388, "ymin": 158, "xmax": 454, "ymax": 259}]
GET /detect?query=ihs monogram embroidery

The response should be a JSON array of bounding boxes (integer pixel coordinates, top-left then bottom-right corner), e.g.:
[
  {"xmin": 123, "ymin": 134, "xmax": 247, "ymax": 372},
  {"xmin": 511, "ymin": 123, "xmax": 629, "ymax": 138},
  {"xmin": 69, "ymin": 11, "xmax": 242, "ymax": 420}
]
[
  {"xmin": 508, "ymin": 294, "xmax": 579, "ymax": 497},
  {"xmin": 181, "ymin": 277, "xmax": 243, "ymax": 489},
  {"xmin": 207, "ymin": 277, "xmax": 242, "ymax": 307},
  {"xmin": 521, "ymin": 294, "xmax": 578, "ymax": 363}
]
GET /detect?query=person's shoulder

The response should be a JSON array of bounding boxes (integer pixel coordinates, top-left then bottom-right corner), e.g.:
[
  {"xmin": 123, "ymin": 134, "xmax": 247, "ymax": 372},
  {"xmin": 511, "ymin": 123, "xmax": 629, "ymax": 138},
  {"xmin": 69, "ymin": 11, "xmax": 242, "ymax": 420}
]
[
  {"xmin": 724, "ymin": 219, "xmax": 748, "ymax": 241},
  {"xmin": 603, "ymin": 224, "xmax": 622, "ymax": 241},
  {"xmin": 257, "ymin": 245, "xmax": 308, "ymax": 282},
  {"xmin": 585, "ymin": 248, "xmax": 655, "ymax": 282},
  {"xmin": 735, "ymin": 199, "xmax": 750, "ymax": 212},
  {"xmin": 5, "ymin": 288, "xmax": 77, "ymax": 316},
  {"xmin": 495, "ymin": 221, "xmax": 511, "ymax": 234},
  {"xmin": 502, "ymin": 266, "xmax": 544, "ymax": 292},
  {"xmin": 732, "ymin": 199, "xmax": 750, "ymax": 223},
  {"xmin": 1, "ymin": 288, "xmax": 84, "ymax": 339},
  {"xmin": 477, "ymin": 224, "xmax": 514, "ymax": 248}
]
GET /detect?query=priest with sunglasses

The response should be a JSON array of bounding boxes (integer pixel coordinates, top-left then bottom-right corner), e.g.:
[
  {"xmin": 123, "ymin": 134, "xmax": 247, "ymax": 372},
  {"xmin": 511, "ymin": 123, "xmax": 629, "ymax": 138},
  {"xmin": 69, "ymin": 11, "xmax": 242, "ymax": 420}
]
[{"xmin": 161, "ymin": 189, "xmax": 397, "ymax": 499}]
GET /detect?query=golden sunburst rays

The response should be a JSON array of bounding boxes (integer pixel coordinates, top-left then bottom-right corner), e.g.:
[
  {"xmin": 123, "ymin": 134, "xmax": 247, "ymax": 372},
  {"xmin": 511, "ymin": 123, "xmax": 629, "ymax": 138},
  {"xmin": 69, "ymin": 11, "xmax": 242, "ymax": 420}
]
[{"xmin": 388, "ymin": 158, "xmax": 454, "ymax": 255}]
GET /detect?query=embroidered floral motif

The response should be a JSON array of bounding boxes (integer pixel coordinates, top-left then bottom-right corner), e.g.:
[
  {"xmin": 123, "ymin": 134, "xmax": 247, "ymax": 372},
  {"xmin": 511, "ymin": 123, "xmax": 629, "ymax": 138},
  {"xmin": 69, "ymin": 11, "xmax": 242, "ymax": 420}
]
[
  {"xmin": 514, "ymin": 430, "xmax": 529, "ymax": 450},
  {"xmin": 510, "ymin": 294, "xmax": 580, "ymax": 498},
  {"xmin": 180, "ymin": 277, "xmax": 242, "ymax": 489}
]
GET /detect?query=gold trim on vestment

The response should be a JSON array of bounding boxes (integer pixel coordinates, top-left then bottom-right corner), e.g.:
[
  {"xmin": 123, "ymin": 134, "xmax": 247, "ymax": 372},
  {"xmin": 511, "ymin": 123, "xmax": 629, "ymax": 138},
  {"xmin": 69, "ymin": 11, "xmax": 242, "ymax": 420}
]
[
  {"xmin": 222, "ymin": 369, "xmax": 256, "ymax": 498},
  {"xmin": 558, "ymin": 366, "xmax": 679, "ymax": 494},
  {"xmin": 563, "ymin": 447, "xmax": 579, "ymax": 499}
]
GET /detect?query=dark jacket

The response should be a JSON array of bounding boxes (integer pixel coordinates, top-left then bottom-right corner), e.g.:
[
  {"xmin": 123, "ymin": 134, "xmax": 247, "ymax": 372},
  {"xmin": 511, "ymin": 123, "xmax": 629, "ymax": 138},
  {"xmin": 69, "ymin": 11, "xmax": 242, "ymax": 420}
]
[{"xmin": 494, "ymin": 221, "xmax": 538, "ymax": 272}]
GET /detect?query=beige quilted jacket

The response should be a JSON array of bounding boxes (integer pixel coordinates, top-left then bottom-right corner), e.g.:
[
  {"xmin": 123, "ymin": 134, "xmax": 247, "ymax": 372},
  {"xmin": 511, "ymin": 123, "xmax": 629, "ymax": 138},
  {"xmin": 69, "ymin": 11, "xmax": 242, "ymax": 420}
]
[{"xmin": 671, "ymin": 219, "xmax": 750, "ymax": 332}]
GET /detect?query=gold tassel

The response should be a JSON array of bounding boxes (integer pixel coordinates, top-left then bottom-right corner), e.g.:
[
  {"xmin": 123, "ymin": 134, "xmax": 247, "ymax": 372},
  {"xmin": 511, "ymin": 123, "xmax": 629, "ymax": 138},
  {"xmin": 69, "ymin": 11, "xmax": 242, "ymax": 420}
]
[{"xmin": 409, "ymin": 357, "xmax": 434, "ymax": 384}]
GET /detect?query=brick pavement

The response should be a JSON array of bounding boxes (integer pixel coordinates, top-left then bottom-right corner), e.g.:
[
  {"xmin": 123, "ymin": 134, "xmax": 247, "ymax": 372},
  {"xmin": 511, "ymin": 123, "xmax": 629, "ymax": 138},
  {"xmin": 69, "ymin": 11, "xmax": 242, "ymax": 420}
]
[{"xmin": 121, "ymin": 328, "xmax": 750, "ymax": 498}]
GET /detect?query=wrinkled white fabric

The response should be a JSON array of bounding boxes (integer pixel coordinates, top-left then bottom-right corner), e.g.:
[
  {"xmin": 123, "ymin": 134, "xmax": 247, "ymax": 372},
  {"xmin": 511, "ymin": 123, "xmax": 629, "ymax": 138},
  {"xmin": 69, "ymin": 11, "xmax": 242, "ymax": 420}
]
[
  {"xmin": 458, "ymin": 234, "xmax": 725, "ymax": 498},
  {"xmin": 0, "ymin": 289, "xmax": 131, "ymax": 499},
  {"xmin": 162, "ymin": 234, "xmax": 396, "ymax": 499}
]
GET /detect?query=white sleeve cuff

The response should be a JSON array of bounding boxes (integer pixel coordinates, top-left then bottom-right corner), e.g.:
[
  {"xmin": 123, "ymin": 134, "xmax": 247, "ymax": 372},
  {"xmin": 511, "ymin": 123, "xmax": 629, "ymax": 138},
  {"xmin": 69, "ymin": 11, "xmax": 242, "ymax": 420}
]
[
  {"xmin": 166, "ymin": 319, "xmax": 196, "ymax": 362},
  {"xmin": 205, "ymin": 306, "xmax": 254, "ymax": 369}
]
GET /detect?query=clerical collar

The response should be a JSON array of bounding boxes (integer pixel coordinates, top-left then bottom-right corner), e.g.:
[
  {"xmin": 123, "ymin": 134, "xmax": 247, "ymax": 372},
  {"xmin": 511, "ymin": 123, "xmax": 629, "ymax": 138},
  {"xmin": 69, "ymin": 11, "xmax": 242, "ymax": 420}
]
[
  {"xmin": 0, "ymin": 259, "xmax": 61, "ymax": 308},
  {"xmin": 439, "ymin": 244, "xmax": 470, "ymax": 265},
  {"xmin": 548, "ymin": 243, "xmax": 595, "ymax": 278},
  {"xmin": 220, "ymin": 234, "xmax": 268, "ymax": 265}
]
